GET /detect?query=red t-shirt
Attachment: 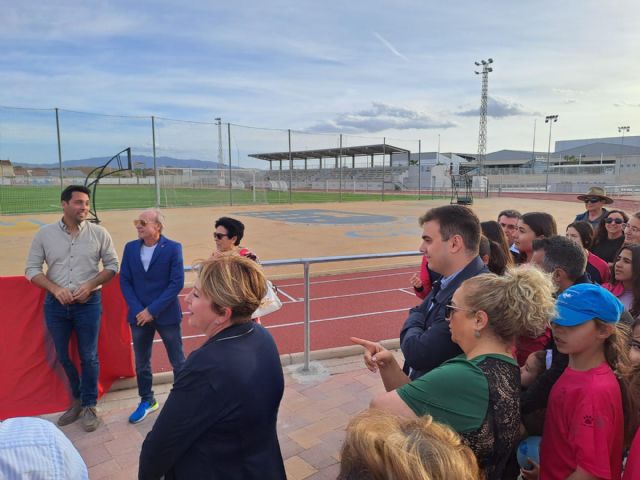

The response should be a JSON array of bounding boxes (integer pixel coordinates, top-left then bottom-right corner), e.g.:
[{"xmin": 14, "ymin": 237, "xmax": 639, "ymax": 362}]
[
  {"xmin": 624, "ymin": 428, "xmax": 640, "ymax": 479},
  {"xmin": 540, "ymin": 362, "xmax": 623, "ymax": 480}
]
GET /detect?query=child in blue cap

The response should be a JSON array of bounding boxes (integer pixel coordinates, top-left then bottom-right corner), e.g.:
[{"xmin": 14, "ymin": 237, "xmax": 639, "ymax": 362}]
[{"xmin": 521, "ymin": 283, "xmax": 628, "ymax": 480}]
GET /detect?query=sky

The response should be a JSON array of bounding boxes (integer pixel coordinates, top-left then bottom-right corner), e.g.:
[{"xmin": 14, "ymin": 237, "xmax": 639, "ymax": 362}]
[{"xmin": 1, "ymin": 0, "xmax": 639, "ymax": 168}]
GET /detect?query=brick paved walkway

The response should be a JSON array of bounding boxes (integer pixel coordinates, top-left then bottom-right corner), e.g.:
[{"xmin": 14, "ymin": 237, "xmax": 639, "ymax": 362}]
[{"xmin": 41, "ymin": 352, "xmax": 396, "ymax": 479}]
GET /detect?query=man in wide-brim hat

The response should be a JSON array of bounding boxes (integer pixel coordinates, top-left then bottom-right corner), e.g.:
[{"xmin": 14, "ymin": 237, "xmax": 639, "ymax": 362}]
[{"xmin": 574, "ymin": 186, "xmax": 613, "ymax": 231}]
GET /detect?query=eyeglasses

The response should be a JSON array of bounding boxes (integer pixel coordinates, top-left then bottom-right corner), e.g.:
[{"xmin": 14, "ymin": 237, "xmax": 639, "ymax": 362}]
[
  {"xmin": 213, "ymin": 232, "xmax": 230, "ymax": 240},
  {"xmin": 444, "ymin": 304, "xmax": 476, "ymax": 319},
  {"xmin": 583, "ymin": 198, "xmax": 602, "ymax": 204},
  {"xmin": 605, "ymin": 218, "xmax": 625, "ymax": 225},
  {"xmin": 133, "ymin": 219, "xmax": 154, "ymax": 227},
  {"xmin": 626, "ymin": 225, "xmax": 640, "ymax": 234}
]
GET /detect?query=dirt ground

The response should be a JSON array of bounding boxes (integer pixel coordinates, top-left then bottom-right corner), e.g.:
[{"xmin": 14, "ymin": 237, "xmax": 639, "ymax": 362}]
[{"xmin": 1, "ymin": 196, "xmax": 591, "ymax": 281}]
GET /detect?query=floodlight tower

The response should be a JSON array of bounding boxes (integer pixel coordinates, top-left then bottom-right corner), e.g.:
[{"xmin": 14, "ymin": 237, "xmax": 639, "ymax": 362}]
[{"xmin": 474, "ymin": 58, "xmax": 493, "ymax": 174}]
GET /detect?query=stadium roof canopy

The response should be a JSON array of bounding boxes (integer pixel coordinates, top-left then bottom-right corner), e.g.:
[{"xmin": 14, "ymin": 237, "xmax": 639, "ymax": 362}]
[{"xmin": 249, "ymin": 144, "xmax": 410, "ymax": 162}]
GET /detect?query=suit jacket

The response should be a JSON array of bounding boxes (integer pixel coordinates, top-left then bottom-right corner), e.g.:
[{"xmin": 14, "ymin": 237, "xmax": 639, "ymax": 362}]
[
  {"xmin": 400, "ymin": 256, "xmax": 488, "ymax": 379},
  {"xmin": 120, "ymin": 235, "xmax": 184, "ymax": 326}
]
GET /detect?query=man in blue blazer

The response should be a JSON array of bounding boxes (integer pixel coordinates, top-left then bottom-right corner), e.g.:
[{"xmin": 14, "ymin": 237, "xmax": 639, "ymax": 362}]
[{"xmin": 120, "ymin": 209, "xmax": 185, "ymax": 424}]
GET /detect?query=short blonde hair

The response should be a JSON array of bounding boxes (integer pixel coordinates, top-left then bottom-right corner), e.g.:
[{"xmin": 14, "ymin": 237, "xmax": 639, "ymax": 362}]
[
  {"xmin": 338, "ymin": 410, "xmax": 481, "ymax": 480},
  {"xmin": 462, "ymin": 266, "xmax": 556, "ymax": 339},
  {"xmin": 195, "ymin": 256, "xmax": 267, "ymax": 322}
]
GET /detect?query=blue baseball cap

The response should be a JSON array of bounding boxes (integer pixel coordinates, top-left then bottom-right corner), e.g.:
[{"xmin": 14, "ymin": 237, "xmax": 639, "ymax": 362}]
[{"xmin": 554, "ymin": 284, "xmax": 624, "ymax": 327}]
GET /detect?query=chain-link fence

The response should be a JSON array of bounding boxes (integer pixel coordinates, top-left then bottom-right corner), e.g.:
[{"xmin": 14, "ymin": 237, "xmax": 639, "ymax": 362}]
[{"xmin": 2, "ymin": 105, "xmax": 639, "ymax": 215}]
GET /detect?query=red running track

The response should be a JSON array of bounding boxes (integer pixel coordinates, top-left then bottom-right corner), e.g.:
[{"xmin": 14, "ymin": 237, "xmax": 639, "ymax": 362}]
[{"xmin": 148, "ymin": 265, "xmax": 421, "ymax": 373}]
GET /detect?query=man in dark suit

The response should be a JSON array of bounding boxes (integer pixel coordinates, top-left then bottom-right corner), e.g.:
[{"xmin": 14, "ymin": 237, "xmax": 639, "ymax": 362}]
[
  {"xmin": 120, "ymin": 209, "xmax": 185, "ymax": 423},
  {"xmin": 400, "ymin": 205, "xmax": 488, "ymax": 379}
]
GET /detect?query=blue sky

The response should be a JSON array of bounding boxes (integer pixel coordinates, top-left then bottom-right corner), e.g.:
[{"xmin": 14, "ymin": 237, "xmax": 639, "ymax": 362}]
[{"xmin": 1, "ymin": 0, "xmax": 639, "ymax": 168}]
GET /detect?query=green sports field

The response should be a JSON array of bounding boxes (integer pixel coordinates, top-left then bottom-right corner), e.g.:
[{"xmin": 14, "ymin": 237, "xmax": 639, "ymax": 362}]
[{"xmin": 0, "ymin": 185, "xmax": 446, "ymax": 215}]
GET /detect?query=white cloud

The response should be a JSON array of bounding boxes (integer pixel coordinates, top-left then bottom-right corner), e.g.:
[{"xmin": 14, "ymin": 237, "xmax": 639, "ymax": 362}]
[
  {"xmin": 456, "ymin": 97, "xmax": 538, "ymax": 118},
  {"xmin": 613, "ymin": 102, "xmax": 640, "ymax": 108},
  {"xmin": 304, "ymin": 103, "xmax": 456, "ymax": 133}
]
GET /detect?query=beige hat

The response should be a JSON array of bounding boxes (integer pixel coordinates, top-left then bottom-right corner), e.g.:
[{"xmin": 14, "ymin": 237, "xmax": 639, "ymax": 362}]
[{"xmin": 577, "ymin": 187, "xmax": 613, "ymax": 204}]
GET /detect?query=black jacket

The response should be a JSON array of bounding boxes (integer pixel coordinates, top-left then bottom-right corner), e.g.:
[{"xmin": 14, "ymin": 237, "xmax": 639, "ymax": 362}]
[
  {"xmin": 400, "ymin": 256, "xmax": 488, "ymax": 379},
  {"xmin": 139, "ymin": 322, "xmax": 286, "ymax": 480}
]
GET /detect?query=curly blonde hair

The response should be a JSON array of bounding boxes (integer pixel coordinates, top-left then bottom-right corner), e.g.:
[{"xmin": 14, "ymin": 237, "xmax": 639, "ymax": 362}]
[
  {"xmin": 462, "ymin": 266, "xmax": 556, "ymax": 339},
  {"xmin": 195, "ymin": 255, "xmax": 267, "ymax": 322},
  {"xmin": 338, "ymin": 410, "xmax": 481, "ymax": 480}
]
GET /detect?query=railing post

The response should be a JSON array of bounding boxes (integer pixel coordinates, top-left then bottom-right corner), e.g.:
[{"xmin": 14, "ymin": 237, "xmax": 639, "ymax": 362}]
[{"xmin": 303, "ymin": 261, "xmax": 311, "ymax": 372}]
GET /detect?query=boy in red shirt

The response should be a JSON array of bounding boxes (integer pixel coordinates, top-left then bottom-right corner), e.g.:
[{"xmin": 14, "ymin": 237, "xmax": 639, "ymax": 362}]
[{"xmin": 522, "ymin": 284, "xmax": 625, "ymax": 480}]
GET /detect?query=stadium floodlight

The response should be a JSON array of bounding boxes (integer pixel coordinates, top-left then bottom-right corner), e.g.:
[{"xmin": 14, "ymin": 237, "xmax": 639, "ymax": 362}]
[
  {"xmin": 544, "ymin": 115, "xmax": 559, "ymax": 192},
  {"xmin": 474, "ymin": 58, "xmax": 494, "ymax": 174},
  {"xmin": 618, "ymin": 126, "xmax": 631, "ymax": 170}
]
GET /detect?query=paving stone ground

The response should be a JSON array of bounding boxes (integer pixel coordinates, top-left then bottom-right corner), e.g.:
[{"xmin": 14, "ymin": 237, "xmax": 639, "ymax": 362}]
[{"xmin": 41, "ymin": 352, "xmax": 401, "ymax": 480}]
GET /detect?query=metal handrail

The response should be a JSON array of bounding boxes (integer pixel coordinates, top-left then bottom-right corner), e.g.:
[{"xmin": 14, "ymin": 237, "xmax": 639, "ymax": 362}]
[{"xmin": 185, "ymin": 250, "xmax": 421, "ymax": 371}]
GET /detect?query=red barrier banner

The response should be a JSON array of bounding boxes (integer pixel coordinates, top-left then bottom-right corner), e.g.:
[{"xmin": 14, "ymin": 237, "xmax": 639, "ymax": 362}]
[{"xmin": 0, "ymin": 276, "xmax": 134, "ymax": 420}]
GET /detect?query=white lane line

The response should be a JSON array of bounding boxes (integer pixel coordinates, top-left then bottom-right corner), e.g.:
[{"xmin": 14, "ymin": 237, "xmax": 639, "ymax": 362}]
[
  {"xmin": 278, "ymin": 287, "xmax": 412, "ymax": 305},
  {"xmin": 154, "ymin": 306, "xmax": 410, "ymax": 344},
  {"xmin": 266, "ymin": 307, "xmax": 408, "ymax": 329},
  {"xmin": 276, "ymin": 287, "xmax": 297, "ymax": 302},
  {"xmin": 399, "ymin": 288, "xmax": 418, "ymax": 296},
  {"xmin": 276, "ymin": 270, "xmax": 415, "ymax": 288}
]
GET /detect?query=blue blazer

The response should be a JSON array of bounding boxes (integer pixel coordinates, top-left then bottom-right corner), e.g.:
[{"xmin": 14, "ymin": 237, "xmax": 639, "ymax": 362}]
[{"xmin": 119, "ymin": 235, "xmax": 184, "ymax": 326}]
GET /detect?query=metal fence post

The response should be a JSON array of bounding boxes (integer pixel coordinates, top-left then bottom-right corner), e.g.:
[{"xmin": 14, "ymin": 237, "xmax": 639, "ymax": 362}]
[
  {"xmin": 151, "ymin": 116, "xmax": 160, "ymax": 208},
  {"xmin": 228, "ymin": 123, "xmax": 233, "ymax": 205},
  {"xmin": 381, "ymin": 137, "xmax": 386, "ymax": 201},
  {"xmin": 417, "ymin": 139, "xmax": 422, "ymax": 200},
  {"xmin": 288, "ymin": 129, "xmax": 292, "ymax": 204},
  {"xmin": 55, "ymin": 108, "xmax": 63, "ymax": 191},
  {"xmin": 303, "ymin": 261, "xmax": 311, "ymax": 372},
  {"xmin": 339, "ymin": 134, "xmax": 343, "ymax": 202}
]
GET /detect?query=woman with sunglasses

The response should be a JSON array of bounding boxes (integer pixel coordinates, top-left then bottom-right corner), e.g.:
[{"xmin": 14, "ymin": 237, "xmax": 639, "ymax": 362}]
[
  {"xmin": 591, "ymin": 210, "xmax": 629, "ymax": 264},
  {"xmin": 352, "ymin": 267, "xmax": 556, "ymax": 480},
  {"xmin": 212, "ymin": 216, "xmax": 258, "ymax": 262}
]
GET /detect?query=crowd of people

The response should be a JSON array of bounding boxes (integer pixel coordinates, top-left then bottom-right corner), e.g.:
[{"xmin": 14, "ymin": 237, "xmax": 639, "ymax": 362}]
[{"xmin": 4, "ymin": 183, "xmax": 640, "ymax": 479}]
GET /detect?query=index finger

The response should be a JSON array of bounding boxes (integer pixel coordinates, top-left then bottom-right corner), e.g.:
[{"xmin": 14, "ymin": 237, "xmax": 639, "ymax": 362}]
[{"xmin": 350, "ymin": 337, "xmax": 377, "ymax": 350}]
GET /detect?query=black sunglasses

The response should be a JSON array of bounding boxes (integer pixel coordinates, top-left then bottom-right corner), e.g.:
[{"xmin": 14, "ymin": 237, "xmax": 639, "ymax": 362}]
[
  {"xmin": 444, "ymin": 304, "xmax": 475, "ymax": 319},
  {"xmin": 605, "ymin": 218, "xmax": 625, "ymax": 225},
  {"xmin": 213, "ymin": 233, "xmax": 230, "ymax": 240},
  {"xmin": 583, "ymin": 198, "xmax": 602, "ymax": 204}
]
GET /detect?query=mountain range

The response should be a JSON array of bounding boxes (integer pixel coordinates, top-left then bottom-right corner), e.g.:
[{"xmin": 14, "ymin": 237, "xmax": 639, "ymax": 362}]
[{"xmin": 14, "ymin": 155, "xmax": 230, "ymax": 170}]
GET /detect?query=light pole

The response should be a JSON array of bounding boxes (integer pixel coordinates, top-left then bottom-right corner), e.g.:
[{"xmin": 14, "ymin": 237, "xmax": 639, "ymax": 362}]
[
  {"xmin": 544, "ymin": 115, "xmax": 558, "ymax": 192},
  {"xmin": 215, "ymin": 117, "xmax": 223, "ymax": 167},
  {"xmin": 474, "ymin": 58, "xmax": 493, "ymax": 174},
  {"xmin": 618, "ymin": 126, "xmax": 630, "ymax": 174}
]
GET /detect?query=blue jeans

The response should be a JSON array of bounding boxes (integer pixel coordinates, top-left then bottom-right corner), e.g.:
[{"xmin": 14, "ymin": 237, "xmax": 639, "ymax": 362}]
[
  {"xmin": 130, "ymin": 322, "xmax": 185, "ymax": 403},
  {"xmin": 44, "ymin": 291, "xmax": 102, "ymax": 407}
]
